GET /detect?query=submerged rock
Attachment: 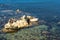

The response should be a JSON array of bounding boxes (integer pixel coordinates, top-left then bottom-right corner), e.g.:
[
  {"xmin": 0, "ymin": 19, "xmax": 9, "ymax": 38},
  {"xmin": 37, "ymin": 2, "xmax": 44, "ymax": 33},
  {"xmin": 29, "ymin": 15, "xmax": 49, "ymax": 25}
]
[{"xmin": 2, "ymin": 28, "xmax": 18, "ymax": 33}]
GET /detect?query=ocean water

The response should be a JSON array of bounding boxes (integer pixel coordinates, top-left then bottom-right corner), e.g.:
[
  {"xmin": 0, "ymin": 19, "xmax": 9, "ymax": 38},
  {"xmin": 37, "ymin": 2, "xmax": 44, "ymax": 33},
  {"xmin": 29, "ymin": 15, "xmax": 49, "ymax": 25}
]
[{"xmin": 0, "ymin": 1, "xmax": 60, "ymax": 40}]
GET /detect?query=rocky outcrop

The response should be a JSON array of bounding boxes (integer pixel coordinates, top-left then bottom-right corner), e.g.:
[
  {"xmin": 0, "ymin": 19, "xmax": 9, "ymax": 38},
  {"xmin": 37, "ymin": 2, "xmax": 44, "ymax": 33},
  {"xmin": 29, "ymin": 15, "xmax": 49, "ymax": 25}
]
[{"xmin": 2, "ymin": 15, "xmax": 39, "ymax": 33}]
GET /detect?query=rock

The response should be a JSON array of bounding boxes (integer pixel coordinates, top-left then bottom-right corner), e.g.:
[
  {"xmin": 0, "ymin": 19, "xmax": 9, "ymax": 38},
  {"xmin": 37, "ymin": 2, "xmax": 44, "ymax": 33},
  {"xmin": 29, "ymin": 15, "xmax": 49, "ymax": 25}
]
[
  {"xmin": 30, "ymin": 18, "xmax": 38, "ymax": 22},
  {"xmin": 16, "ymin": 20, "xmax": 28, "ymax": 28},
  {"xmin": 3, "ymin": 15, "xmax": 39, "ymax": 33},
  {"xmin": 2, "ymin": 28, "xmax": 18, "ymax": 33},
  {"xmin": 16, "ymin": 9, "xmax": 20, "ymax": 13}
]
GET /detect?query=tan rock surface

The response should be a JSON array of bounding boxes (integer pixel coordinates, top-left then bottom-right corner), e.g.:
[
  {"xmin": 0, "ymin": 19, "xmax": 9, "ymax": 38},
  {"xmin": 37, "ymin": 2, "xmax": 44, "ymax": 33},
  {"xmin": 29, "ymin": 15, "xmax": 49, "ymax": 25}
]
[{"xmin": 2, "ymin": 15, "xmax": 39, "ymax": 33}]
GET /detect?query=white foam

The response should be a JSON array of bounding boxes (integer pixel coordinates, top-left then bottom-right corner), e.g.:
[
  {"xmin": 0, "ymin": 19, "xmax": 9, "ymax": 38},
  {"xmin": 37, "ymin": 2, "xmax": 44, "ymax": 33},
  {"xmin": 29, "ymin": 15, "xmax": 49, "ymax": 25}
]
[{"xmin": 0, "ymin": 10, "xmax": 14, "ymax": 12}]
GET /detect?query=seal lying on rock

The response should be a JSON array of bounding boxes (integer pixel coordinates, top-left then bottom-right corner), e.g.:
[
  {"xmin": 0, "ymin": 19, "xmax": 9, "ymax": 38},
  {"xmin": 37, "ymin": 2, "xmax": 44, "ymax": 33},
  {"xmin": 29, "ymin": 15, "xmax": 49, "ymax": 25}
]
[{"xmin": 2, "ymin": 15, "xmax": 39, "ymax": 33}]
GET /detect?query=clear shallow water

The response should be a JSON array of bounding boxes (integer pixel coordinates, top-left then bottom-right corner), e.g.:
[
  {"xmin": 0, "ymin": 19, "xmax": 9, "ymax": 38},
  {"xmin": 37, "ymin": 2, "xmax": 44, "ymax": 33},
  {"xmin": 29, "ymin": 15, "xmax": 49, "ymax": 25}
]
[{"xmin": 0, "ymin": 2, "xmax": 60, "ymax": 40}]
